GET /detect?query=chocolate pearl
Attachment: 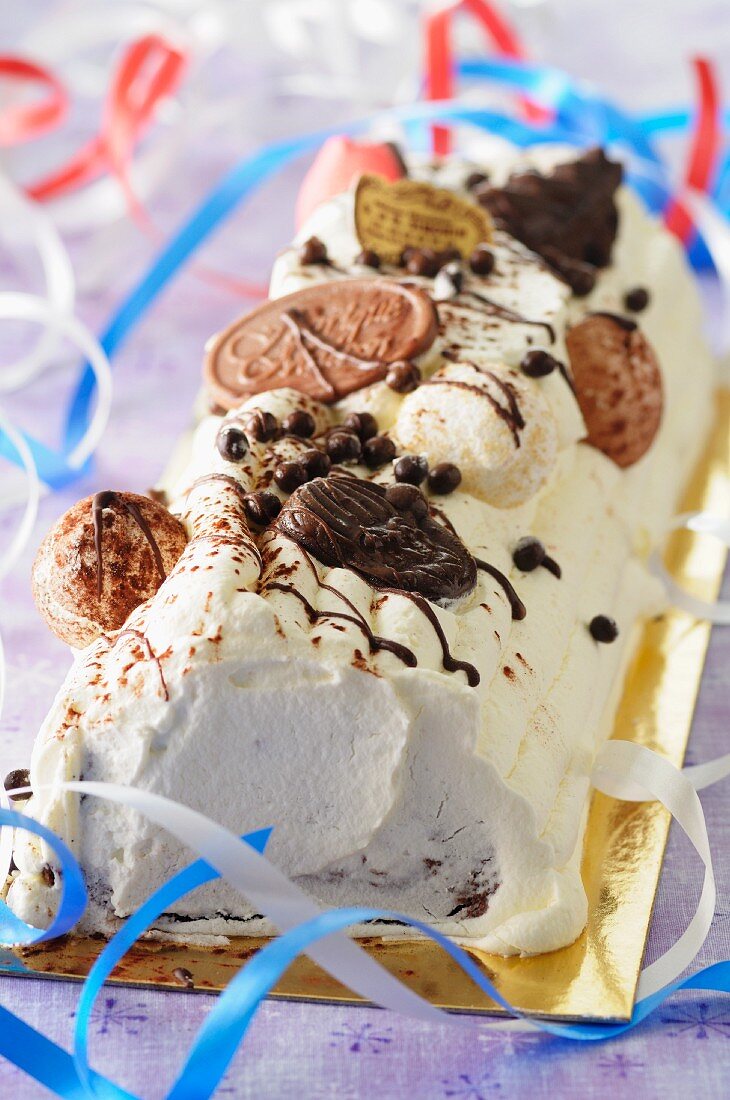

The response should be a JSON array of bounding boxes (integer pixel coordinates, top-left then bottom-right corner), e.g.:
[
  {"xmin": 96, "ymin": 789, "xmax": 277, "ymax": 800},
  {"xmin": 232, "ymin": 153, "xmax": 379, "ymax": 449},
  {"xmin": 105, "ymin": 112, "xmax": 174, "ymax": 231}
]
[
  {"xmin": 385, "ymin": 360, "xmax": 421, "ymax": 394},
  {"xmin": 244, "ymin": 410, "xmax": 279, "ymax": 443},
  {"xmin": 243, "ymin": 491, "xmax": 281, "ymax": 526},
  {"xmin": 282, "ymin": 409, "xmax": 316, "ymax": 438},
  {"xmin": 624, "ymin": 286, "xmax": 650, "ymax": 312},
  {"xmin": 356, "ymin": 249, "xmax": 381, "ymax": 269},
  {"xmin": 385, "ymin": 483, "xmax": 428, "ymax": 519},
  {"xmin": 589, "ymin": 614, "xmax": 619, "ymax": 643},
  {"xmin": 216, "ymin": 424, "xmax": 249, "ymax": 463},
  {"xmin": 299, "ymin": 236, "xmax": 328, "ymax": 265},
  {"xmin": 298, "ymin": 449, "xmax": 331, "ymax": 479},
  {"xmin": 274, "ymin": 461, "xmax": 308, "ymax": 494},
  {"xmin": 405, "ymin": 248, "xmax": 439, "ymax": 278},
  {"xmin": 427, "ymin": 462, "xmax": 461, "ymax": 495},
  {"xmin": 4, "ymin": 768, "xmax": 30, "ymax": 802},
  {"xmin": 465, "ymin": 170, "xmax": 488, "ymax": 191},
  {"xmin": 520, "ymin": 350, "xmax": 559, "ymax": 378},
  {"xmin": 343, "ymin": 411, "xmax": 378, "ymax": 442},
  {"xmin": 326, "ymin": 431, "xmax": 362, "ymax": 465},
  {"xmin": 362, "ymin": 434, "xmax": 396, "ymax": 469},
  {"xmin": 469, "ymin": 245, "xmax": 495, "ymax": 276},
  {"xmin": 394, "ymin": 454, "xmax": 428, "ymax": 486},
  {"xmin": 512, "ymin": 536, "xmax": 546, "ymax": 572}
]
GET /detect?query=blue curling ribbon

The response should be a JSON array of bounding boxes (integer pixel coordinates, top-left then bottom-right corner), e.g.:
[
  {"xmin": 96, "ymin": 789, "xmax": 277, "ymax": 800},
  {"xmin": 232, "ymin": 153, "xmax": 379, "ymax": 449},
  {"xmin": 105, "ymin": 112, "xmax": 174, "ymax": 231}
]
[
  {"xmin": 1, "ymin": 800, "xmax": 729, "ymax": 1098},
  {"xmin": 73, "ymin": 827, "xmax": 272, "ymax": 1099}
]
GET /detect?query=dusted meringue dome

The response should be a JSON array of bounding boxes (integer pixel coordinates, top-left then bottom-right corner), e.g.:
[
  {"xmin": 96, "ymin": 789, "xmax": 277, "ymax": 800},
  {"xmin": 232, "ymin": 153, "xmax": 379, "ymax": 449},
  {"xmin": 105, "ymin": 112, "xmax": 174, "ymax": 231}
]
[
  {"xmin": 566, "ymin": 313, "xmax": 663, "ymax": 468},
  {"xmin": 32, "ymin": 492, "xmax": 188, "ymax": 649},
  {"xmin": 392, "ymin": 362, "xmax": 559, "ymax": 507}
]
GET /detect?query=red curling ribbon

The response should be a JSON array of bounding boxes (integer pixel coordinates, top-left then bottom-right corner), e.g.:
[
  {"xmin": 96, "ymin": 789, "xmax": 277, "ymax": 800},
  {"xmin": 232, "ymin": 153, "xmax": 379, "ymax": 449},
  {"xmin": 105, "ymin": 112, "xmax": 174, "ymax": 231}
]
[
  {"xmin": 27, "ymin": 34, "xmax": 188, "ymax": 202},
  {"xmin": 664, "ymin": 57, "xmax": 721, "ymax": 244},
  {"xmin": 24, "ymin": 34, "xmax": 267, "ymax": 300},
  {"xmin": 424, "ymin": 0, "xmax": 550, "ymax": 157},
  {"xmin": 0, "ymin": 55, "xmax": 68, "ymax": 146}
]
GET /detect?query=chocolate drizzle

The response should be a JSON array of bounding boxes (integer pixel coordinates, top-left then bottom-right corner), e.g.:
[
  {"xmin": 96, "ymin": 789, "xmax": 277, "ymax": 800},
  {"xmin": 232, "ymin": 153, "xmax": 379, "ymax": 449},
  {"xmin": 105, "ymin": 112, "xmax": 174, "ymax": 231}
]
[
  {"xmin": 428, "ymin": 370, "xmax": 525, "ymax": 447},
  {"xmin": 267, "ymin": 577, "xmax": 417, "ymax": 668},
  {"xmin": 477, "ymin": 148, "xmax": 622, "ymax": 294},
  {"xmin": 273, "ymin": 476, "xmax": 476, "ymax": 603},
  {"xmin": 443, "ymin": 289, "xmax": 556, "ymax": 344},
  {"xmin": 474, "ymin": 559, "xmax": 526, "ymax": 621},
  {"xmin": 92, "ymin": 491, "xmax": 166, "ymax": 598},
  {"xmin": 381, "ymin": 589, "xmax": 480, "ymax": 686}
]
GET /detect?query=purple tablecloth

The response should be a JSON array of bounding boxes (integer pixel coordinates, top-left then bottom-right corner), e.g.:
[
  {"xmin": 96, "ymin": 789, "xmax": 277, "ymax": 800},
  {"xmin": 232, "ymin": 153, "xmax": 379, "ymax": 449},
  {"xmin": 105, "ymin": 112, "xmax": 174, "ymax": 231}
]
[{"xmin": 2, "ymin": 12, "xmax": 730, "ymax": 1097}]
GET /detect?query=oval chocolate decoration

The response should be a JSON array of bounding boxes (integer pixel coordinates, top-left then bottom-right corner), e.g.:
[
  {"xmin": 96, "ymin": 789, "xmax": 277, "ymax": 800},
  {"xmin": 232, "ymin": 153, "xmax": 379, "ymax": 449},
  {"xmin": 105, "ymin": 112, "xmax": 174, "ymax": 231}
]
[
  {"xmin": 273, "ymin": 475, "xmax": 476, "ymax": 602},
  {"xmin": 204, "ymin": 279, "xmax": 439, "ymax": 409}
]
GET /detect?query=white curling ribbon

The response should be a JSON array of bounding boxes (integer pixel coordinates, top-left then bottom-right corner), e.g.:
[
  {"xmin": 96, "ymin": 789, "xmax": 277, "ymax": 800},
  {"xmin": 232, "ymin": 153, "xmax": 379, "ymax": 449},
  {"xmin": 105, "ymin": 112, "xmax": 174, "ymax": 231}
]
[
  {"xmin": 650, "ymin": 512, "xmax": 730, "ymax": 625},
  {"xmin": 0, "ymin": 173, "xmax": 75, "ymax": 393},
  {"xmin": 55, "ymin": 781, "xmax": 448, "ymax": 1025},
  {"xmin": 0, "ymin": 293, "xmax": 113, "ymax": 472},
  {"xmin": 593, "ymin": 740, "xmax": 715, "ymax": 1000},
  {"xmin": 0, "ymin": 406, "xmax": 41, "ymax": 580}
]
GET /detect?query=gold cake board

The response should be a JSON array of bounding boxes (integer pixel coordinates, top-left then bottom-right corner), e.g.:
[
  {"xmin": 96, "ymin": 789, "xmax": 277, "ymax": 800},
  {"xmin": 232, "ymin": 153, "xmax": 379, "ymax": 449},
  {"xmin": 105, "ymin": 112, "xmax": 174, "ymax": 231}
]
[{"xmin": 3, "ymin": 392, "xmax": 730, "ymax": 1023}]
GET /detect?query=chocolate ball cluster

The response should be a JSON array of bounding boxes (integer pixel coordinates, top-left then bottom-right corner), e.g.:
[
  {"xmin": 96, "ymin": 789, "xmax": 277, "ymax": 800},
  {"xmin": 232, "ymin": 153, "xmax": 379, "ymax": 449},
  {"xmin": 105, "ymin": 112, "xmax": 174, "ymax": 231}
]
[{"xmin": 215, "ymin": 403, "xmax": 464, "ymax": 533}]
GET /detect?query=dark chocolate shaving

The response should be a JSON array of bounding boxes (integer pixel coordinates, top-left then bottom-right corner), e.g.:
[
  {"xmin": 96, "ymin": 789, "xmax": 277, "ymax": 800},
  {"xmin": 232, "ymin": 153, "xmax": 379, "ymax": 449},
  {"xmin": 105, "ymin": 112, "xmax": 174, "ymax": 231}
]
[
  {"xmin": 273, "ymin": 476, "xmax": 477, "ymax": 603},
  {"xmin": 477, "ymin": 148, "xmax": 622, "ymax": 293}
]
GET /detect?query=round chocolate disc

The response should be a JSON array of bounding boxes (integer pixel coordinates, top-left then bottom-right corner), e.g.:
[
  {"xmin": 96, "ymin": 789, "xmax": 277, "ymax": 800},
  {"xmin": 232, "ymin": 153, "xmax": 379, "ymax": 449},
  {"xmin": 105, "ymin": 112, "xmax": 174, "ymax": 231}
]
[{"xmin": 204, "ymin": 279, "xmax": 438, "ymax": 409}]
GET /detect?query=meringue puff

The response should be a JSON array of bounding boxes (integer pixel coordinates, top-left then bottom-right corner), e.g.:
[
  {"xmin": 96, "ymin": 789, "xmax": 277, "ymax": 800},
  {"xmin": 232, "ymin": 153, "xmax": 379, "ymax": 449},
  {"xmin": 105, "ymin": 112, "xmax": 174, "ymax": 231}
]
[
  {"xmin": 32, "ymin": 492, "xmax": 187, "ymax": 649},
  {"xmin": 392, "ymin": 361, "xmax": 559, "ymax": 507}
]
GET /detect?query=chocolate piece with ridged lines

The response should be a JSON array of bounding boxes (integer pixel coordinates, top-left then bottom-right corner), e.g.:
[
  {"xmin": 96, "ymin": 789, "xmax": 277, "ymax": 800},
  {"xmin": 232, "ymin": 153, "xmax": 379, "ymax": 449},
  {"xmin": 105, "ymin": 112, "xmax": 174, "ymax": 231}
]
[{"xmin": 273, "ymin": 476, "xmax": 476, "ymax": 602}]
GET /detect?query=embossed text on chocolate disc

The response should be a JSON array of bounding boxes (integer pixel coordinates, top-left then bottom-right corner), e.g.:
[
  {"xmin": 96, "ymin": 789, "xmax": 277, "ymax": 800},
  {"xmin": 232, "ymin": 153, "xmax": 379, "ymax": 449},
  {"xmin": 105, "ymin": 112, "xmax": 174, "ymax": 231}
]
[{"xmin": 204, "ymin": 279, "xmax": 438, "ymax": 408}]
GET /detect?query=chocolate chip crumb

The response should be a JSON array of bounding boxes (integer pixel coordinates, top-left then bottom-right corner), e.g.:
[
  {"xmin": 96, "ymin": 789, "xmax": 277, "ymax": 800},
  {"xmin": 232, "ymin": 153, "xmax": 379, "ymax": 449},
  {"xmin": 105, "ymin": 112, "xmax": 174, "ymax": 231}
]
[
  {"xmin": 173, "ymin": 967, "xmax": 194, "ymax": 989},
  {"xmin": 469, "ymin": 244, "xmax": 495, "ymax": 276},
  {"xmin": 624, "ymin": 286, "xmax": 650, "ymax": 312},
  {"xmin": 326, "ymin": 431, "xmax": 362, "ymax": 465},
  {"xmin": 356, "ymin": 248, "xmax": 381, "ymax": 269},
  {"xmin": 299, "ymin": 236, "xmax": 328, "ymax": 265},
  {"xmin": 244, "ymin": 410, "xmax": 279, "ymax": 443},
  {"xmin": 343, "ymin": 411, "xmax": 378, "ymax": 442},
  {"xmin": 589, "ymin": 614, "xmax": 619, "ymax": 643},
  {"xmin": 385, "ymin": 361, "xmax": 421, "ymax": 393},
  {"xmin": 520, "ymin": 350, "xmax": 559, "ymax": 378},
  {"xmin": 216, "ymin": 424, "xmax": 249, "ymax": 463},
  {"xmin": 3, "ymin": 768, "xmax": 30, "ymax": 802},
  {"xmin": 41, "ymin": 864, "xmax": 55, "ymax": 888},
  {"xmin": 362, "ymin": 435, "xmax": 396, "ymax": 469},
  {"xmin": 244, "ymin": 491, "xmax": 282, "ymax": 526},
  {"xmin": 394, "ymin": 454, "xmax": 428, "ymax": 486},
  {"xmin": 282, "ymin": 410, "xmax": 316, "ymax": 438},
  {"xmin": 427, "ymin": 462, "xmax": 461, "ymax": 495}
]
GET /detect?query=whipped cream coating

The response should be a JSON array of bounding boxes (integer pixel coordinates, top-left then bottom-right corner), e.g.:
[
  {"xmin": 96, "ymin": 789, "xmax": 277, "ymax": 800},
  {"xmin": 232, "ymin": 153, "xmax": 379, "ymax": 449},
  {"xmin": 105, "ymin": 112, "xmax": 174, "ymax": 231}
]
[{"xmin": 7, "ymin": 145, "xmax": 717, "ymax": 956}]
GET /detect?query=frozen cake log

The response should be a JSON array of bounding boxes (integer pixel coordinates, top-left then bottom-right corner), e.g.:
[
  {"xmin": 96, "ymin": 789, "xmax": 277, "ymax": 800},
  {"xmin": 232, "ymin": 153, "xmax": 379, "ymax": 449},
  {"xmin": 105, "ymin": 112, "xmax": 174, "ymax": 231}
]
[{"xmin": 8, "ymin": 145, "xmax": 716, "ymax": 955}]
